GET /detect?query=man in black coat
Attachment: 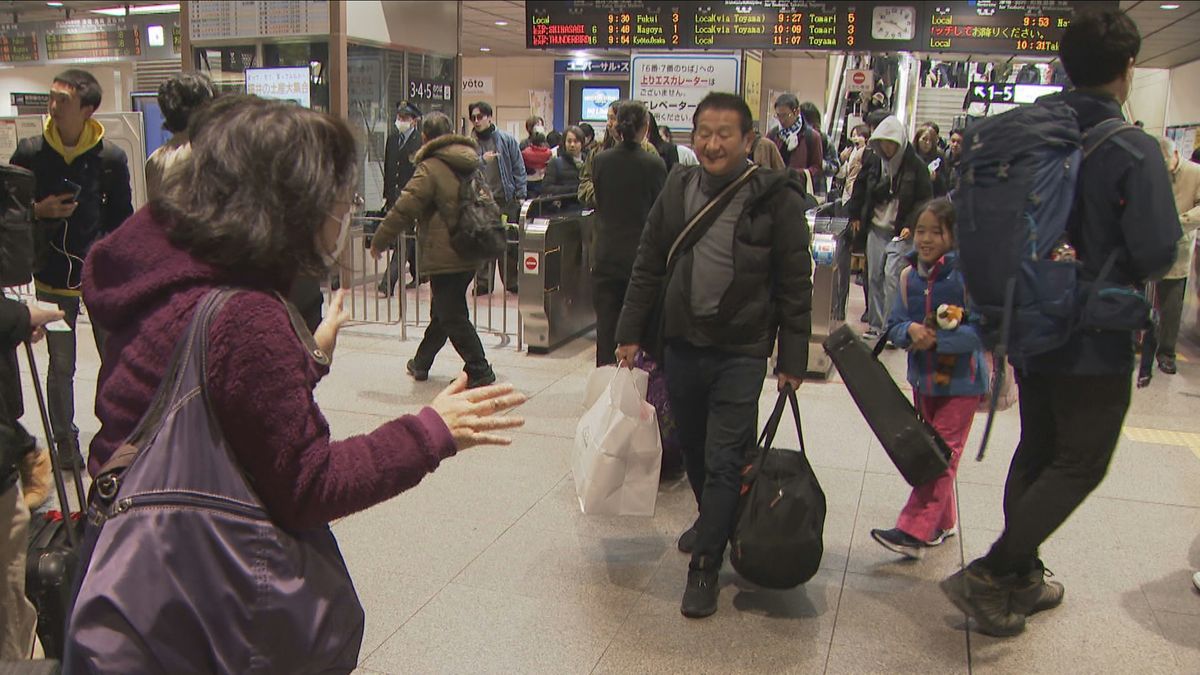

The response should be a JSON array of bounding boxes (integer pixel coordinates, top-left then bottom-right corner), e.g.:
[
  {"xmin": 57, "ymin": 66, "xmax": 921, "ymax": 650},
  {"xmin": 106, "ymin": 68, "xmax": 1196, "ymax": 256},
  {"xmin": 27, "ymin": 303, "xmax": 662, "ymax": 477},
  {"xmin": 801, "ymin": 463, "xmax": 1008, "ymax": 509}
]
[
  {"xmin": 615, "ymin": 93, "xmax": 813, "ymax": 619},
  {"xmin": 9, "ymin": 69, "xmax": 132, "ymax": 468},
  {"xmin": 378, "ymin": 101, "xmax": 424, "ymax": 296}
]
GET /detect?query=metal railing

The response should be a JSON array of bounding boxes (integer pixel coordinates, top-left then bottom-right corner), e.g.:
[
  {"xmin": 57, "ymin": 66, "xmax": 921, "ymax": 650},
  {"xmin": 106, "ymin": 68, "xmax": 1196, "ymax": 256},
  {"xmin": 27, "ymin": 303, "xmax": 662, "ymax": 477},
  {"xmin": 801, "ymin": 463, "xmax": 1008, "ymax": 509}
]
[{"xmin": 327, "ymin": 215, "xmax": 523, "ymax": 350}]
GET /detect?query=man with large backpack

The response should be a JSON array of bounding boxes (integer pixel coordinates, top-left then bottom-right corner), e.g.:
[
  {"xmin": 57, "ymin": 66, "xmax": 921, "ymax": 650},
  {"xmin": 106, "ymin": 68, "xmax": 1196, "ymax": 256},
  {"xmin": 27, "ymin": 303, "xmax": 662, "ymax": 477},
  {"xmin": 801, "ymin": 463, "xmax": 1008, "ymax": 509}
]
[{"xmin": 942, "ymin": 10, "xmax": 1181, "ymax": 637}]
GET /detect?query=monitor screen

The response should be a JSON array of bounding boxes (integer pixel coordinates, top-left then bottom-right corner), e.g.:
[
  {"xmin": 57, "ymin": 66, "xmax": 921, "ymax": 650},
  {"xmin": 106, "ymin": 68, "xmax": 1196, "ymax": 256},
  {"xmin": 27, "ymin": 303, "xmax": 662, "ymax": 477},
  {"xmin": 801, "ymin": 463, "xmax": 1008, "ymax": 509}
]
[
  {"xmin": 581, "ymin": 87, "xmax": 619, "ymax": 122},
  {"xmin": 245, "ymin": 66, "xmax": 311, "ymax": 108},
  {"xmin": 131, "ymin": 93, "xmax": 169, "ymax": 159}
]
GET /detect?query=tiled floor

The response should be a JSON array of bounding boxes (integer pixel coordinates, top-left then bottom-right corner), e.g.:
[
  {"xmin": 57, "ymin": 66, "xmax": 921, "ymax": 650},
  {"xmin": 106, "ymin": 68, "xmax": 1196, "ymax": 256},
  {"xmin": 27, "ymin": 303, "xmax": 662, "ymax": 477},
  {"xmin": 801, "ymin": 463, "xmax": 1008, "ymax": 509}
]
[{"xmin": 20, "ymin": 292, "xmax": 1200, "ymax": 674}]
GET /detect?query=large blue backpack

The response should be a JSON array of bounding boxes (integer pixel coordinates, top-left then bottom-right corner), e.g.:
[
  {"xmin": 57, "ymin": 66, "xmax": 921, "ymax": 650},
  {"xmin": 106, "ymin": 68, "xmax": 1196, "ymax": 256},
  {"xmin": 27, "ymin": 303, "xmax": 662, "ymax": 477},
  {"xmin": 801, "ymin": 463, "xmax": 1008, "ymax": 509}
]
[{"xmin": 955, "ymin": 100, "xmax": 1138, "ymax": 457}]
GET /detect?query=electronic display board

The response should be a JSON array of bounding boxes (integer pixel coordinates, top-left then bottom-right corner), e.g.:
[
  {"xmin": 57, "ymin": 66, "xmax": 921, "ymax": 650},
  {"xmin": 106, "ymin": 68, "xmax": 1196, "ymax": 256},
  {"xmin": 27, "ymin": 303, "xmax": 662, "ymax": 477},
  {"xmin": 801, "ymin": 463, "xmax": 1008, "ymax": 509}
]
[
  {"xmin": 527, "ymin": 1, "xmax": 1114, "ymax": 55},
  {"xmin": 527, "ymin": 1, "xmax": 923, "ymax": 53},
  {"xmin": 925, "ymin": 1, "xmax": 1118, "ymax": 55},
  {"xmin": 0, "ymin": 32, "xmax": 39, "ymax": 63},
  {"xmin": 44, "ymin": 25, "xmax": 141, "ymax": 60}
]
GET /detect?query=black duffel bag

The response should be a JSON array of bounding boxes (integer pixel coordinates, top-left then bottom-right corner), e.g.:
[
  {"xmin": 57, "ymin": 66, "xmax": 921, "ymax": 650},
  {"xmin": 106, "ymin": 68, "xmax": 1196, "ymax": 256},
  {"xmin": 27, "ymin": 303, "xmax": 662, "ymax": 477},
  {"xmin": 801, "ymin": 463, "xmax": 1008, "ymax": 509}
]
[
  {"xmin": 0, "ymin": 163, "xmax": 36, "ymax": 287},
  {"xmin": 730, "ymin": 385, "xmax": 826, "ymax": 589}
]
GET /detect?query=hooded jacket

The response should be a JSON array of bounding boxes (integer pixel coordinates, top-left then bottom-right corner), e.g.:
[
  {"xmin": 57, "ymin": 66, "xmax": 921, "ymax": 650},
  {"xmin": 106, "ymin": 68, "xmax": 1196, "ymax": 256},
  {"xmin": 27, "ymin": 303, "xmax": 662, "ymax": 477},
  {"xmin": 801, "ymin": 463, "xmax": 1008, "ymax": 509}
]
[
  {"xmin": 614, "ymin": 165, "xmax": 814, "ymax": 376},
  {"xmin": 9, "ymin": 117, "xmax": 132, "ymax": 296},
  {"xmin": 1023, "ymin": 91, "xmax": 1181, "ymax": 375},
  {"xmin": 886, "ymin": 251, "xmax": 988, "ymax": 397},
  {"xmin": 82, "ymin": 208, "xmax": 457, "ymax": 529},
  {"xmin": 845, "ymin": 116, "xmax": 932, "ymax": 238},
  {"xmin": 372, "ymin": 134, "xmax": 487, "ymax": 276}
]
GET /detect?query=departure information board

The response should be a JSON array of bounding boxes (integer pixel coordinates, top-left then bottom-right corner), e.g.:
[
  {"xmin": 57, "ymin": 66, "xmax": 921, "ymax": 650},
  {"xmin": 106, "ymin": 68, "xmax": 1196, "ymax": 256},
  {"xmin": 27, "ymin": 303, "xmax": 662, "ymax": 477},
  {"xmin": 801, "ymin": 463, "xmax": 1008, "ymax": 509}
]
[
  {"xmin": 44, "ymin": 26, "xmax": 141, "ymax": 60},
  {"xmin": 527, "ymin": 1, "xmax": 904, "ymax": 52},
  {"xmin": 0, "ymin": 31, "xmax": 39, "ymax": 63},
  {"xmin": 925, "ymin": 1, "xmax": 1117, "ymax": 55},
  {"xmin": 526, "ymin": 1, "xmax": 1113, "ymax": 55}
]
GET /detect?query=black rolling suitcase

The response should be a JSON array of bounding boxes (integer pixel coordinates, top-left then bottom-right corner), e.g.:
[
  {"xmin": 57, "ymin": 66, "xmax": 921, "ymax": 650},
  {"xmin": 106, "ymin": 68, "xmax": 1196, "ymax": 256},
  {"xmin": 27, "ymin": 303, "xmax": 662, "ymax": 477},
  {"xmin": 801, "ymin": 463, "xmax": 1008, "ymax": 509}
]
[
  {"xmin": 22, "ymin": 341, "xmax": 86, "ymax": 661},
  {"xmin": 823, "ymin": 324, "xmax": 951, "ymax": 487}
]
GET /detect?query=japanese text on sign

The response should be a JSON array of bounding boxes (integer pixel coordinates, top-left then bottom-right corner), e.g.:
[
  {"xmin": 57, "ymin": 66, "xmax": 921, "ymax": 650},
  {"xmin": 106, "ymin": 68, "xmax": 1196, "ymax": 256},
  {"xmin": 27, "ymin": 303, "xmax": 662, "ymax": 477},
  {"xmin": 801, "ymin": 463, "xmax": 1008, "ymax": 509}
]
[
  {"xmin": 631, "ymin": 55, "xmax": 739, "ymax": 127},
  {"xmin": 245, "ymin": 67, "xmax": 311, "ymax": 108}
]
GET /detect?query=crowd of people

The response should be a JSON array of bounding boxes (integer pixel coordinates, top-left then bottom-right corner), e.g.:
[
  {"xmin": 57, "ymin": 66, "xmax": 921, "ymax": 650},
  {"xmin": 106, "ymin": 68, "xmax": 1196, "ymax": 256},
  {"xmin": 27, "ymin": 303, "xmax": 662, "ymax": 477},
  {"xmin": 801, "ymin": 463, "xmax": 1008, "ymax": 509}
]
[{"xmin": 0, "ymin": 6, "xmax": 1197, "ymax": 670}]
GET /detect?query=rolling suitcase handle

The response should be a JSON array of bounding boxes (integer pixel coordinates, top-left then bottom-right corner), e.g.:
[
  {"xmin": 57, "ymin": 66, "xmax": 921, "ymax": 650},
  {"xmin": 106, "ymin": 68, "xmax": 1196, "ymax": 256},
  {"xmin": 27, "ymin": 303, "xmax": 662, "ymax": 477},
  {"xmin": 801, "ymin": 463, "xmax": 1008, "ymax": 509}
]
[{"xmin": 23, "ymin": 340, "xmax": 85, "ymax": 547}]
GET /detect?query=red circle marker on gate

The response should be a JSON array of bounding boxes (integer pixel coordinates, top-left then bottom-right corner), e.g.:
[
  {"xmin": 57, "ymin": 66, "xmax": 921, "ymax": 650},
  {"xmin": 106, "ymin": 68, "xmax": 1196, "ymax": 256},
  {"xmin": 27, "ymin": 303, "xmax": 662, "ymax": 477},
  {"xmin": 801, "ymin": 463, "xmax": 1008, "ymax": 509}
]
[
  {"xmin": 524, "ymin": 255, "xmax": 538, "ymax": 271},
  {"xmin": 852, "ymin": 71, "xmax": 866, "ymax": 86}
]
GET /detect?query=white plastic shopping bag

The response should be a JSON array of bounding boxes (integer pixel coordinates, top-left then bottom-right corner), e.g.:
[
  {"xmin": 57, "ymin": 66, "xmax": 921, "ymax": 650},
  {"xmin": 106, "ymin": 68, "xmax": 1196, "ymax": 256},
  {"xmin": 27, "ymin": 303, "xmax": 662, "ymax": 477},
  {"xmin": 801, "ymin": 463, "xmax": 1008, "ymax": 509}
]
[
  {"xmin": 583, "ymin": 365, "xmax": 619, "ymax": 410},
  {"xmin": 572, "ymin": 367, "xmax": 663, "ymax": 516}
]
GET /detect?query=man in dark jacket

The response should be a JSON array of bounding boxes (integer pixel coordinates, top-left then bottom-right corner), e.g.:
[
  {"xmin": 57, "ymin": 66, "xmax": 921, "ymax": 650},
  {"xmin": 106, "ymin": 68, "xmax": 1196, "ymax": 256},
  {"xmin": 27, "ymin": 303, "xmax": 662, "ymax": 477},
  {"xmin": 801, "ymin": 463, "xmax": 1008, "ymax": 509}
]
[
  {"xmin": 940, "ymin": 10, "xmax": 1182, "ymax": 638},
  {"xmin": 768, "ymin": 93, "xmax": 824, "ymax": 191},
  {"xmin": 845, "ymin": 115, "xmax": 933, "ymax": 338},
  {"xmin": 615, "ymin": 93, "xmax": 813, "ymax": 619},
  {"xmin": 378, "ymin": 101, "xmax": 423, "ymax": 296},
  {"xmin": 9, "ymin": 68, "xmax": 132, "ymax": 468}
]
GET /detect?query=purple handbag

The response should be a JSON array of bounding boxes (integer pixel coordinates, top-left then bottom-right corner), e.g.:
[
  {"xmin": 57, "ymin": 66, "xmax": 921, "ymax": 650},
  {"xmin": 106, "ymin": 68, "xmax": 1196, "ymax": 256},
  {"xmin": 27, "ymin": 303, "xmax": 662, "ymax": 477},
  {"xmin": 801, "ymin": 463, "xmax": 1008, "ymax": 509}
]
[
  {"xmin": 633, "ymin": 353, "xmax": 684, "ymax": 477},
  {"xmin": 64, "ymin": 289, "xmax": 364, "ymax": 674}
]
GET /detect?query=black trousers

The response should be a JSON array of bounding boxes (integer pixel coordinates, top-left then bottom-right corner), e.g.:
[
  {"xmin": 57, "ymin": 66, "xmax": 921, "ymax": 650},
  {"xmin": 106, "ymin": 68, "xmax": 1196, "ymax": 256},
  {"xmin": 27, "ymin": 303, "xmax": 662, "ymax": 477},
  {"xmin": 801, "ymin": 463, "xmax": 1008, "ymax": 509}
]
[
  {"xmin": 982, "ymin": 371, "xmax": 1132, "ymax": 575},
  {"xmin": 35, "ymin": 291, "xmax": 107, "ymax": 455},
  {"xmin": 592, "ymin": 277, "xmax": 628, "ymax": 367},
  {"xmin": 414, "ymin": 271, "xmax": 490, "ymax": 377},
  {"xmin": 379, "ymin": 245, "xmax": 419, "ymax": 296},
  {"xmin": 665, "ymin": 342, "xmax": 767, "ymax": 571},
  {"xmin": 475, "ymin": 199, "xmax": 521, "ymax": 294},
  {"xmin": 1154, "ymin": 277, "xmax": 1186, "ymax": 359}
]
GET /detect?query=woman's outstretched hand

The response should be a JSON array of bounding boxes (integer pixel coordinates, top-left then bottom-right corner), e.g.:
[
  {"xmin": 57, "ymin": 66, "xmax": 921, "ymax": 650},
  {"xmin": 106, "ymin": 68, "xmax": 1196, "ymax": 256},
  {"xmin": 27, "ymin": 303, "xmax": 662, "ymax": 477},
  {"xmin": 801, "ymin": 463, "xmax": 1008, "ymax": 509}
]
[{"xmin": 430, "ymin": 373, "xmax": 526, "ymax": 450}]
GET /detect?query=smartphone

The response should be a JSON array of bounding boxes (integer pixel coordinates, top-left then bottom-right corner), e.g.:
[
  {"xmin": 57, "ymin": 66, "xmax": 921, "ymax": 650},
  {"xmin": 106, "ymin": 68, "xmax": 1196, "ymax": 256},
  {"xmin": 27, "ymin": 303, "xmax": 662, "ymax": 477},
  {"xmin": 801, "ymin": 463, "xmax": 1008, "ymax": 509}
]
[{"xmin": 60, "ymin": 178, "xmax": 82, "ymax": 200}]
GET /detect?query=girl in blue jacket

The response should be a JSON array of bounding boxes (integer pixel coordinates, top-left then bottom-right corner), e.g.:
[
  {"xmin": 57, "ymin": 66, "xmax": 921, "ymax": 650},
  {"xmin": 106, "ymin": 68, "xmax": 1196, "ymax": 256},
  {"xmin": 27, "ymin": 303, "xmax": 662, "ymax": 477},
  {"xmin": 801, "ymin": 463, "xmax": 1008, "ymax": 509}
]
[{"xmin": 871, "ymin": 198, "xmax": 988, "ymax": 559}]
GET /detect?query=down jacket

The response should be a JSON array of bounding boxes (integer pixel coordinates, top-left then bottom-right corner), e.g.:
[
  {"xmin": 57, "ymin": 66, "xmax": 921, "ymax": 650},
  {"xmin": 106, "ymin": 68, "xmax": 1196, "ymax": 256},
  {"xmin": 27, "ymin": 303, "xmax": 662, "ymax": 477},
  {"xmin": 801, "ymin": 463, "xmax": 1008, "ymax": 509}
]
[
  {"xmin": 614, "ymin": 165, "xmax": 815, "ymax": 377},
  {"xmin": 372, "ymin": 134, "xmax": 485, "ymax": 276}
]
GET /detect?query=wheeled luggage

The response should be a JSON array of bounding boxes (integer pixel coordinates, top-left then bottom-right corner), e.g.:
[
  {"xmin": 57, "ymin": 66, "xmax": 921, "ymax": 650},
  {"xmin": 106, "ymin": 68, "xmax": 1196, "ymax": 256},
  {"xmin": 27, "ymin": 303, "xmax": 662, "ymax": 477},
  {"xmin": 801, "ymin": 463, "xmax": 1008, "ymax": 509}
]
[
  {"xmin": 822, "ymin": 324, "xmax": 951, "ymax": 487},
  {"xmin": 22, "ymin": 341, "xmax": 86, "ymax": 661}
]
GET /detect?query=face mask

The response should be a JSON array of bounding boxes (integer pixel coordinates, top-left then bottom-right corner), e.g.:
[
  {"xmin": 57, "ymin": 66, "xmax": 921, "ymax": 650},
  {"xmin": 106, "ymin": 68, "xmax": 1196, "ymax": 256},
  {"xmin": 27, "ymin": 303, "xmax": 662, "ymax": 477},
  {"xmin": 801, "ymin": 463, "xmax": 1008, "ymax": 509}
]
[
  {"xmin": 321, "ymin": 210, "xmax": 353, "ymax": 267},
  {"xmin": 395, "ymin": 119, "xmax": 412, "ymax": 134},
  {"xmin": 533, "ymin": 124, "xmax": 546, "ymax": 135}
]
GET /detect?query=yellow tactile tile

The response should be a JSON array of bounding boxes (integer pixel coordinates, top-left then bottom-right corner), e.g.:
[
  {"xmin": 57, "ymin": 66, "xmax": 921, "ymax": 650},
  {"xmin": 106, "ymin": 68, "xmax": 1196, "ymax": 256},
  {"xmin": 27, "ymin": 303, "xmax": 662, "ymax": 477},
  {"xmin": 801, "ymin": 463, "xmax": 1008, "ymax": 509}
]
[{"xmin": 1123, "ymin": 426, "xmax": 1200, "ymax": 449}]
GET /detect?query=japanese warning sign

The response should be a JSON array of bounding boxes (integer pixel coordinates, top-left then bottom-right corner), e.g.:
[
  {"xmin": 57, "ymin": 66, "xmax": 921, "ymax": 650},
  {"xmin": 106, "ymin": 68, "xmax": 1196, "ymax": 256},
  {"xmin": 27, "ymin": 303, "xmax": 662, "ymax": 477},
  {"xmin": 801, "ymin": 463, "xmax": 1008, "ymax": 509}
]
[{"xmin": 630, "ymin": 54, "xmax": 740, "ymax": 127}]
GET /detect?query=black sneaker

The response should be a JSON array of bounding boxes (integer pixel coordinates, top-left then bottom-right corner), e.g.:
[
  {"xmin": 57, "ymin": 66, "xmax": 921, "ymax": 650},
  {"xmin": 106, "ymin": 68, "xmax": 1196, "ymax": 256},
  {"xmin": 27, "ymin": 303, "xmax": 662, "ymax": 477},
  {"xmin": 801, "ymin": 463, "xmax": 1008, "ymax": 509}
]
[
  {"xmin": 676, "ymin": 520, "xmax": 699, "ymax": 554},
  {"xmin": 406, "ymin": 359, "xmax": 429, "ymax": 381},
  {"xmin": 680, "ymin": 568, "xmax": 720, "ymax": 619},
  {"xmin": 1009, "ymin": 562, "xmax": 1064, "ymax": 617},
  {"xmin": 940, "ymin": 561, "xmax": 1026, "ymax": 637},
  {"xmin": 1158, "ymin": 356, "xmax": 1177, "ymax": 375},
  {"xmin": 871, "ymin": 528, "xmax": 924, "ymax": 560},
  {"xmin": 466, "ymin": 367, "xmax": 496, "ymax": 389},
  {"xmin": 926, "ymin": 528, "xmax": 958, "ymax": 547}
]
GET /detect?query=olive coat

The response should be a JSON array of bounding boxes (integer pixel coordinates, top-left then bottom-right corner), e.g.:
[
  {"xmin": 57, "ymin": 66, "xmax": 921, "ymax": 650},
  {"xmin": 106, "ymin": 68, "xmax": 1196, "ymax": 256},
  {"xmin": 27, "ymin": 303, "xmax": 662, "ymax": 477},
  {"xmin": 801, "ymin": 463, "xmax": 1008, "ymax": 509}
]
[{"xmin": 372, "ymin": 134, "xmax": 483, "ymax": 276}]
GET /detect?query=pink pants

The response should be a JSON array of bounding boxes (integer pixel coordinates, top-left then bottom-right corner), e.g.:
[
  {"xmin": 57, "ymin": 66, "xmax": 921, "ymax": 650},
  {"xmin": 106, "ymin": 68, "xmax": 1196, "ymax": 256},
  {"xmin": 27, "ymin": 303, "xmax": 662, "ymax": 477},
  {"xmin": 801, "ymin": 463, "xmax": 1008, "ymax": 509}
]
[{"xmin": 895, "ymin": 394, "xmax": 977, "ymax": 542}]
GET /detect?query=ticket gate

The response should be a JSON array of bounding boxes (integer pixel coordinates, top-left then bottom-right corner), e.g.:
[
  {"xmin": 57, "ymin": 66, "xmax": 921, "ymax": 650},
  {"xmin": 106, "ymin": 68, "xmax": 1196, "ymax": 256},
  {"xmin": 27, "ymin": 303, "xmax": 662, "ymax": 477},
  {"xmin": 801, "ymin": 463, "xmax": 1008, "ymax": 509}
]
[
  {"xmin": 517, "ymin": 198, "xmax": 596, "ymax": 353},
  {"xmin": 806, "ymin": 206, "xmax": 848, "ymax": 379}
]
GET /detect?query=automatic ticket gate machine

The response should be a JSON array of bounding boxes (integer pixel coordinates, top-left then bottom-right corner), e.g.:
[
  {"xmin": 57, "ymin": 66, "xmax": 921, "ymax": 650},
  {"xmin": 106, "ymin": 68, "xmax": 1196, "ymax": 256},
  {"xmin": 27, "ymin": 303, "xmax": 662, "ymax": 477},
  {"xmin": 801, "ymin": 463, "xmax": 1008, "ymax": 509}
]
[
  {"xmin": 517, "ymin": 197, "xmax": 596, "ymax": 354},
  {"xmin": 805, "ymin": 205, "xmax": 847, "ymax": 380}
]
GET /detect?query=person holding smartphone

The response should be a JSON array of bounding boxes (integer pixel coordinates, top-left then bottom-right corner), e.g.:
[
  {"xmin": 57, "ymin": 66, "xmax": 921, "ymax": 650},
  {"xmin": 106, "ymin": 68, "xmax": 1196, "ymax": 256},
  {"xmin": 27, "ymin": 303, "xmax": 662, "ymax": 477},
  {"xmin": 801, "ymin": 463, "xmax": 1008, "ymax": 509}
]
[{"xmin": 8, "ymin": 68, "xmax": 133, "ymax": 470}]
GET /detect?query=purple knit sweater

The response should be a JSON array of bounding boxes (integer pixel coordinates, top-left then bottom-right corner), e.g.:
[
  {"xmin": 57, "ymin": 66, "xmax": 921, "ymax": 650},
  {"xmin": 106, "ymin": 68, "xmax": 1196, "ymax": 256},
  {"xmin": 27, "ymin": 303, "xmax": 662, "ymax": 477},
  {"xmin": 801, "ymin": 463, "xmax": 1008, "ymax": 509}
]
[{"xmin": 82, "ymin": 207, "xmax": 457, "ymax": 529}]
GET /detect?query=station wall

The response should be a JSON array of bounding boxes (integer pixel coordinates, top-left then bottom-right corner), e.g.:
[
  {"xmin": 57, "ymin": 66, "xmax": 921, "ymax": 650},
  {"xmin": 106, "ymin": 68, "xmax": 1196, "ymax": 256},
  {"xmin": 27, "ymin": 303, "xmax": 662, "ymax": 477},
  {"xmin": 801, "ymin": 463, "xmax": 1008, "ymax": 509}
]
[
  {"xmin": 1167, "ymin": 59, "xmax": 1200, "ymax": 128},
  {"xmin": 0, "ymin": 62, "xmax": 135, "ymax": 118},
  {"xmin": 1129, "ymin": 67, "xmax": 1170, "ymax": 137},
  {"xmin": 346, "ymin": 1, "xmax": 459, "ymax": 59}
]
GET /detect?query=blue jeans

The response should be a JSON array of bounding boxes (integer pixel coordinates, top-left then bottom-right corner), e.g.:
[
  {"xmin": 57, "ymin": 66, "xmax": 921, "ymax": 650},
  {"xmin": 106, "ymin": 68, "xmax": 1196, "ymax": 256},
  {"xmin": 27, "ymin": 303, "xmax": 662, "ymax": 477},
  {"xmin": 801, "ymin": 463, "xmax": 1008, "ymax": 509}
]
[
  {"xmin": 665, "ymin": 342, "xmax": 767, "ymax": 571},
  {"xmin": 884, "ymin": 237, "xmax": 914, "ymax": 327},
  {"xmin": 866, "ymin": 228, "xmax": 892, "ymax": 332}
]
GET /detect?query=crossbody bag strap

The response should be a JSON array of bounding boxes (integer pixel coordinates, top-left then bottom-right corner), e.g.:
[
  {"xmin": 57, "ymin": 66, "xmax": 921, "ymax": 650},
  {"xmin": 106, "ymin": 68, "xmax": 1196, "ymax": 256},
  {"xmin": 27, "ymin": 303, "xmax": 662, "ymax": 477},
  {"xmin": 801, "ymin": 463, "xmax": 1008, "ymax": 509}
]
[{"xmin": 666, "ymin": 164, "xmax": 759, "ymax": 265}]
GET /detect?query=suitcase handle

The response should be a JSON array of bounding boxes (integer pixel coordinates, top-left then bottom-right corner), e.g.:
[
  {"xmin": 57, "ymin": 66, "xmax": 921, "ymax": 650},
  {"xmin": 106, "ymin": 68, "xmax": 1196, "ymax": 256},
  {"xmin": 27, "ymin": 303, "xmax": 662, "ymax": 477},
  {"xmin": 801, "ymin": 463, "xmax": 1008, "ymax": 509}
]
[{"xmin": 24, "ymin": 340, "xmax": 85, "ymax": 548}]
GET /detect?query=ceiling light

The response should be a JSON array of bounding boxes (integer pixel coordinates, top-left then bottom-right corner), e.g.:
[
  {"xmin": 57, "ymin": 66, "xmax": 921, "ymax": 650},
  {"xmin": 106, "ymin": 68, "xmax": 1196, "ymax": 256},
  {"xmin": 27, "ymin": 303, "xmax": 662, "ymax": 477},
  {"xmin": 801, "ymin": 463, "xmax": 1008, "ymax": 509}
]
[
  {"xmin": 479, "ymin": 47, "xmax": 492, "ymax": 52},
  {"xmin": 90, "ymin": 3, "xmax": 180, "ymax": 16},
  {"xmin": 1160, "ymin": 3, "xmax": 1181, "ymax": 8},
  {"xmin": 46, "ymin": 2, "xmax": 64, "ymax": 7},
  {"xmin": 494, "ymin": 20, "xmax": 508, "ymax": 26}
]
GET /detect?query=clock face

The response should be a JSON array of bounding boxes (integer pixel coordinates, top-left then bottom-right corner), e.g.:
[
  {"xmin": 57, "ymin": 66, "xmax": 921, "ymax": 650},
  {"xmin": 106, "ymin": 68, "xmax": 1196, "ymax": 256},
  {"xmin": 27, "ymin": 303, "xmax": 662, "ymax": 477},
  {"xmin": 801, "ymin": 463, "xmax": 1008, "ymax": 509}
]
[{"xmin": 872, "ymin": 5, "xmax": 917, "ymax": 41}]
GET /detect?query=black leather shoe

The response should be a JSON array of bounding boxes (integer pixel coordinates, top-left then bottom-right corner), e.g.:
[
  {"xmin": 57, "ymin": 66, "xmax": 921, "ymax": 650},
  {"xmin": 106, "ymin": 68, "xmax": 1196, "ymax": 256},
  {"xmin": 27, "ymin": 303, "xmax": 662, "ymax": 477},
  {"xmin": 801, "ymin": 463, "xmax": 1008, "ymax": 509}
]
[
  {"xmin": 406, "ymin": 359, "xmax": 429, "ymax": 382},
  {"xmin": 466, "ymin": 368, "xmax": 496, "ymax": 389},
  {"xmin": 1158, "ymin": 356, "xmax": 1177, "ymax": 375},
  {"xmin": 940, "ymin": 561, "xmax": 1026, "ymax": 637},
  {"xmin": 676, "ymin": 521, "xmax": 699, "ymax": 554},
  {"xmin": 1009, "ymin": 562, "xmax": 1064, "ymax": 617},
  {"xmin": 680, "ymin": 568, "xmax": 720, "ymax": 619}
]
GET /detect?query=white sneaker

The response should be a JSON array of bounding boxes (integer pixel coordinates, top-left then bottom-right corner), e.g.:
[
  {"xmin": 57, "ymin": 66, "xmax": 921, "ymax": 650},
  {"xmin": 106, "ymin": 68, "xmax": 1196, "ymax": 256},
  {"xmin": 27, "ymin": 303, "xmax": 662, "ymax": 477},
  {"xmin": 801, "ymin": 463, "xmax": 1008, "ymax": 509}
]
[
  {"xmin": 1193, "ymin": 571, "xmax": 1200, "ymax": 592},
  {"xmin": 926, "ymin": 527, "xmax": 959, "ymax": 546}
]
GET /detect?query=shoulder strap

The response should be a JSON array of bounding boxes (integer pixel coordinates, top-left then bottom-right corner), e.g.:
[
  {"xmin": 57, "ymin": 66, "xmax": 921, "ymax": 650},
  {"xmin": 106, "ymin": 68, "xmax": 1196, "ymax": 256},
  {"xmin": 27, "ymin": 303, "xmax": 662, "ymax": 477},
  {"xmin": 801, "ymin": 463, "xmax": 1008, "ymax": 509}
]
[
  {"xmin": 1082, "ymin": 118, "xmax": 1139, "ymax": 161},
  {"xmin": 667, "ymin": 164, "xmax": 758, "ymax": 264}
]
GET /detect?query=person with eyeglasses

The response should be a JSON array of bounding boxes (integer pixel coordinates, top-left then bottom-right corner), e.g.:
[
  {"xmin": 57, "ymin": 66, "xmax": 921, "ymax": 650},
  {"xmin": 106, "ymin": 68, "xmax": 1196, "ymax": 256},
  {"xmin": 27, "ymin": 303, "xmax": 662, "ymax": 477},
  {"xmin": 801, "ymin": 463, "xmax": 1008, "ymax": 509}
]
[
  {"xmin": 467, "ymin": 101, "xmax": 525, "ymax": 295},
  {"xmin": 766, "ymin": 93, "xmax": 824, "ymax": 194}
]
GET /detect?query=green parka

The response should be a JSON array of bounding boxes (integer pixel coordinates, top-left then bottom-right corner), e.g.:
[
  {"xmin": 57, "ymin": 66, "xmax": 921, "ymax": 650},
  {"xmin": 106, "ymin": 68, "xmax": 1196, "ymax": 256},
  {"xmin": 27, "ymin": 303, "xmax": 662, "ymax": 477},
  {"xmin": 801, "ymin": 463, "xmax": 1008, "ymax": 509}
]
[{"xmin": 372, "ymin": 134, "xmax": 483, "ymax": 275}]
